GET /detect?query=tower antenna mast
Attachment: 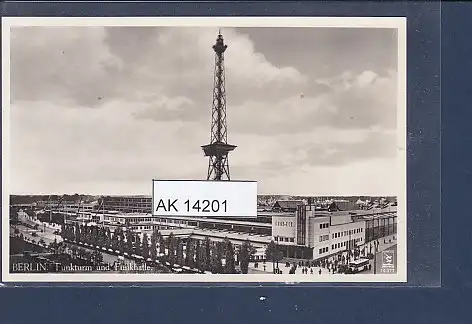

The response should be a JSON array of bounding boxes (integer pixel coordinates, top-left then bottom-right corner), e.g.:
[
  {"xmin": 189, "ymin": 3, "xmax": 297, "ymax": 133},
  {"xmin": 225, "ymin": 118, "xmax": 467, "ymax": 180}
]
[{"xmin": 201, "ymin": 32, "xmax": 236, "ymax": 181}]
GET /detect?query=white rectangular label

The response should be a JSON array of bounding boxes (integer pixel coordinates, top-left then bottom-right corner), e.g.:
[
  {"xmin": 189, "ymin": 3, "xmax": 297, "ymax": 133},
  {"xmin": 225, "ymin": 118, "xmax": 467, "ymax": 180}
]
[{"xmin": 152, "ymin": 180, "xmax": 257, "ymax": 217}]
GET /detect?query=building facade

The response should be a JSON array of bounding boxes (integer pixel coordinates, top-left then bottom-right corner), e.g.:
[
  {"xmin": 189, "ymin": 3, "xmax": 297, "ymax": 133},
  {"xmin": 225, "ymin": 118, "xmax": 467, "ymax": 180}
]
[
  {"xmin": 272, "ymin": 204, "xmax": 397, "ymax": 260},
  {"xmin": 100, "ymin": 196, "xmax": 153, "ymax": 214}
]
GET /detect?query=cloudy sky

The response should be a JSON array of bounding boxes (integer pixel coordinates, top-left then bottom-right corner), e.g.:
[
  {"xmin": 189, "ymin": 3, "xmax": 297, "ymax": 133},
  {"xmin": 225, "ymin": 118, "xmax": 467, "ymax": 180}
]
[{"xmin": 9, "ymin": 26, "xmax": 400, "ymax": 196}]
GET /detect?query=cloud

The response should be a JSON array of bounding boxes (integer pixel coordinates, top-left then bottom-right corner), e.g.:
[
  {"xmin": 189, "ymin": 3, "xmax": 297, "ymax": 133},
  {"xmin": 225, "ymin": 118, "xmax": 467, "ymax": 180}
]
[
  {"xmin": 9, "ymin": 26, "xmax": 400, "ymax": 195},
  {"xmin": 10, "ymin": 26, "xmax": 124, "ymax": 107},
  {"xmin": 228, "ymin": 70, "xmax": 397, "ymax": 135},
  {"xmin": 301, "ymin": 130, "xmax": 397, "ymax": 167}
]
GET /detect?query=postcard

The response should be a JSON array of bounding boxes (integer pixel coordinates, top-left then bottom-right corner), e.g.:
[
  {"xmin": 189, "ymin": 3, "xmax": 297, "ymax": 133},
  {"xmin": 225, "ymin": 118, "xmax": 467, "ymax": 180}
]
[{"xmin": 2, "ymin": 16, "xmax": 406, "ymax": 283}]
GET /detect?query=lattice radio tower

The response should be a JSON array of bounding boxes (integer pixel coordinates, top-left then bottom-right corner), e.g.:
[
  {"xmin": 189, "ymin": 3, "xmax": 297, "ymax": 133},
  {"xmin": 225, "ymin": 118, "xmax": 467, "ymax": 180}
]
[{"xmin": 201, "ymin": 31, "xmax": 236, "ymax": 181}]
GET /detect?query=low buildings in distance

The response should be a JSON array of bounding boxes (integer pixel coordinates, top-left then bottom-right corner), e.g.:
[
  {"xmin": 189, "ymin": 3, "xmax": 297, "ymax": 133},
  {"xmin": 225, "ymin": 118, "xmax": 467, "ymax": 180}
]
[{"xmin": 11, "ymin": 194, "xmax": 397, "ymax": 262}]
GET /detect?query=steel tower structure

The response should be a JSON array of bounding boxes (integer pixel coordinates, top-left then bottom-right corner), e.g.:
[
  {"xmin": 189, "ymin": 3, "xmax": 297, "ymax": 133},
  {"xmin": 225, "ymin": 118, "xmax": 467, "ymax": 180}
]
[{"xmin": 201, "ymin": 31, "xmax": 236, "ymax": 181}]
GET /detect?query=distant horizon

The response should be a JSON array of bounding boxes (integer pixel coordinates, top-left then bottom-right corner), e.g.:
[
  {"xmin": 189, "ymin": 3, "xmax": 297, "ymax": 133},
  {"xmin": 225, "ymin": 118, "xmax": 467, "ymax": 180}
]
[{"xmin": 9, "ymin": 192, "xmax": 397, "ymax": 198}]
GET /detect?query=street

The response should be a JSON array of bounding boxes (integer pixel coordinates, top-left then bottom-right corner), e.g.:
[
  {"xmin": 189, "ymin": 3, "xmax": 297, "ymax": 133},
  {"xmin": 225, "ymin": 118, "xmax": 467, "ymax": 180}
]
[{"xmin": 12, "ymin": 220, "xmax": 135, "ymax": 268}]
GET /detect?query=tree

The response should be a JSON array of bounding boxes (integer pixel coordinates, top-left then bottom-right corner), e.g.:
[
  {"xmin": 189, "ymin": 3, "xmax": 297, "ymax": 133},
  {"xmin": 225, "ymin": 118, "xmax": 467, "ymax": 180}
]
[
  {"xmin": 126, "ymin": 231, "xmax": 134, "ymax": 255},
  {"xmin": 167, "ymin": 233, "xmax": 176, "ymax": 265},
  {"xmin": 93, "ymin": 250, "xmax": 103, "ymax": 265},
  {"xmin": 223, "ymin": 238, "xmax": 236, "ymax": 274},
  {"xmin": 158, "ymin": 232, "xmax": 165, "ymax": 255},
  {"xmin": 104, "ymin": 228, "xmax": 112, "ymax": 248},
  {"xmin": 51, "ymin": 238, "xmax": 59, "ymax": 255},
  {"xmin": 265, "ymin": 240, "xmax": 281, "ymax": 271},
  {"xmin": 176, "ymin": 239, "xmax": 184, "ymax": 265},
  {"xmin": 70, "ymin": 245, "xmax": 78, "ymax": 258},
  {"xmin": 194, "ymin": 240, "xmax": 202, "ymax": 271},
  {"xmin": 209, "ymin": 242, "xmax": 223, "ymax": 274},
  {"xmin": 84, "ymin": 226, "xmax": 92, "ymax": 244},
  {"xmin": 202, "ymin": 237, "xmax": 211, "ymax": 271},
  {"xmin": 133, "ymin": 234, "xmax": 141, "ymax": 256},
  {"xmin": 96, "ymin": 227, "xmax": 105, "ymax": 247},
  {"xmin": 185, "ymin": 239, "xmax": 195, "ymax": 268},
  {"xmin": 74, "ymin": 223, "xmax": 81, "ymax": 242},
  {"xmin": 110, "ymin": 229, "xmax": 118, "ymax": 250},
  {"xmin": 117, "ymin": 228, "xmax": 125, "ymax": 253},
  {"xmin": 150, "ymin": 229, "xmax": 158, "ymax": 260},
  {"xmin": 239, "ymin": 240, "xmax": 256, "ymax": 274},
  {"xmin": 142, "ymin": 233, "xmax": 150, "ymax": 259}
]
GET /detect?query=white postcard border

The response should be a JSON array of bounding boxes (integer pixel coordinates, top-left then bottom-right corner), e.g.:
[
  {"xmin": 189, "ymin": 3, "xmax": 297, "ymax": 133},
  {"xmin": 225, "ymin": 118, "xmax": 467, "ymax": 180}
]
[{"xmin": 2, "ymin": 16, "xmax": 407, "ymax": 284}]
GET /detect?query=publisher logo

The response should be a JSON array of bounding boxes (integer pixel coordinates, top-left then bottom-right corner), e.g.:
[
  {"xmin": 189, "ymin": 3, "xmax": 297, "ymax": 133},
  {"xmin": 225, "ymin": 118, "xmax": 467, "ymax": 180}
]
[{"xmin": 381, "ymin": 250, "xmax": 396, "ymax": 273}]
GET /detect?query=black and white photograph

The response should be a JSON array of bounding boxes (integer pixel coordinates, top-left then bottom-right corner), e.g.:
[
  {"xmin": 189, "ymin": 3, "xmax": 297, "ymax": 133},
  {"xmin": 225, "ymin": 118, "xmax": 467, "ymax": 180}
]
[{"xmin": 2, "ymin": 17, "xmax": 406, "ymax": 283}]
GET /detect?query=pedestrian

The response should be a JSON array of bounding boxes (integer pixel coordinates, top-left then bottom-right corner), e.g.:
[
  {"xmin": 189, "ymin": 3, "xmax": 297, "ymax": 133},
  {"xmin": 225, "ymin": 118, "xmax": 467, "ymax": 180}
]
[
  {"xmin": 310, "ymin": 268, "xmax": 313, "ymax": 274},
  {"xmin": 318, "ymin": 269, "xmax": 321, "ymax": 275}
]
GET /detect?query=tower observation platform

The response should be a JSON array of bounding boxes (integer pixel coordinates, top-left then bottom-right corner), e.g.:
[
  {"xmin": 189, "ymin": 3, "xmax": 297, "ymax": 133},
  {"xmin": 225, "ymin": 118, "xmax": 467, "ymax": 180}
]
[{"xmin": 201, "ymin": 31, "xmax": 236, "ymax": 181}]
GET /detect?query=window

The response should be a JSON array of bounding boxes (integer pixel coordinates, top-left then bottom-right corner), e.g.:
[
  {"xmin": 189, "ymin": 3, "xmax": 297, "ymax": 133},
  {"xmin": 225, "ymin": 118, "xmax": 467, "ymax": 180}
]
[
  {"xmin": 319, "ymin": 248, "xmax": 322, "ymax": 254},
  {"xmin": 275, "ymin": 237, "xmax": 278, "ymax": 241},
  {"xmin": 290, "ymin": 238, "xmax": 294, "ymax": 242}
]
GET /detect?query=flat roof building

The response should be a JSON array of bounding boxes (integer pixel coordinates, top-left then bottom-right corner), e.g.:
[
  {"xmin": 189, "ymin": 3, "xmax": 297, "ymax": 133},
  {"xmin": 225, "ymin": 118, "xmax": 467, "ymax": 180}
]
[{"xmin": 272, "ymin": 204, "xmax": 397, "ymax": 260}]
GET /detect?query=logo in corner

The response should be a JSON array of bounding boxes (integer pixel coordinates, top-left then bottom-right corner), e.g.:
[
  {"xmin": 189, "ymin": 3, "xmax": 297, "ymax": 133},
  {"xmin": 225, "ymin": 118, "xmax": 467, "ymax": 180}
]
[{"xmin": 381, "ymin": 250, "xmax": 396, "ymax": 273}]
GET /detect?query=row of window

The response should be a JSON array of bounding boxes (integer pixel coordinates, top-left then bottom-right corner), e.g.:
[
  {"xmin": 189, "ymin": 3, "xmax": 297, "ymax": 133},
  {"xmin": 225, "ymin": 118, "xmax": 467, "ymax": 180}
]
[
  {"xmin": 319, "ymin": 223, "xmax": 330, "ymax": 229},
  {"xmin": 319, "ymin": 234, "xmax": 329, "ymax": 242},
  {"xmin": 105, "ymin": 199, "xmax": 151, "ymax": 202},
  {"xmin": 331, "ymin": 237, "xmax": 363, "ymax": 250},
  {"xmin": 102, "ymin": 217, "xmax": 191, "ymax": 225},
  {"xmin": 129, "ymin": 218, "xmax": 153, "ymax": 223},
  {"xmin": 318, "ymin": 237, "xmax": 364, "ymax": 256},
  {"xmin": 331, "ymin": 228, "xmax": 363, "ymax": 239},
  {"xmin": 130, "ymin": 225, "xmax": 153, "ymax": 230},
  {"xmin": 275, "ymin": 236, "xmax": 295, "ymax": 243}
]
